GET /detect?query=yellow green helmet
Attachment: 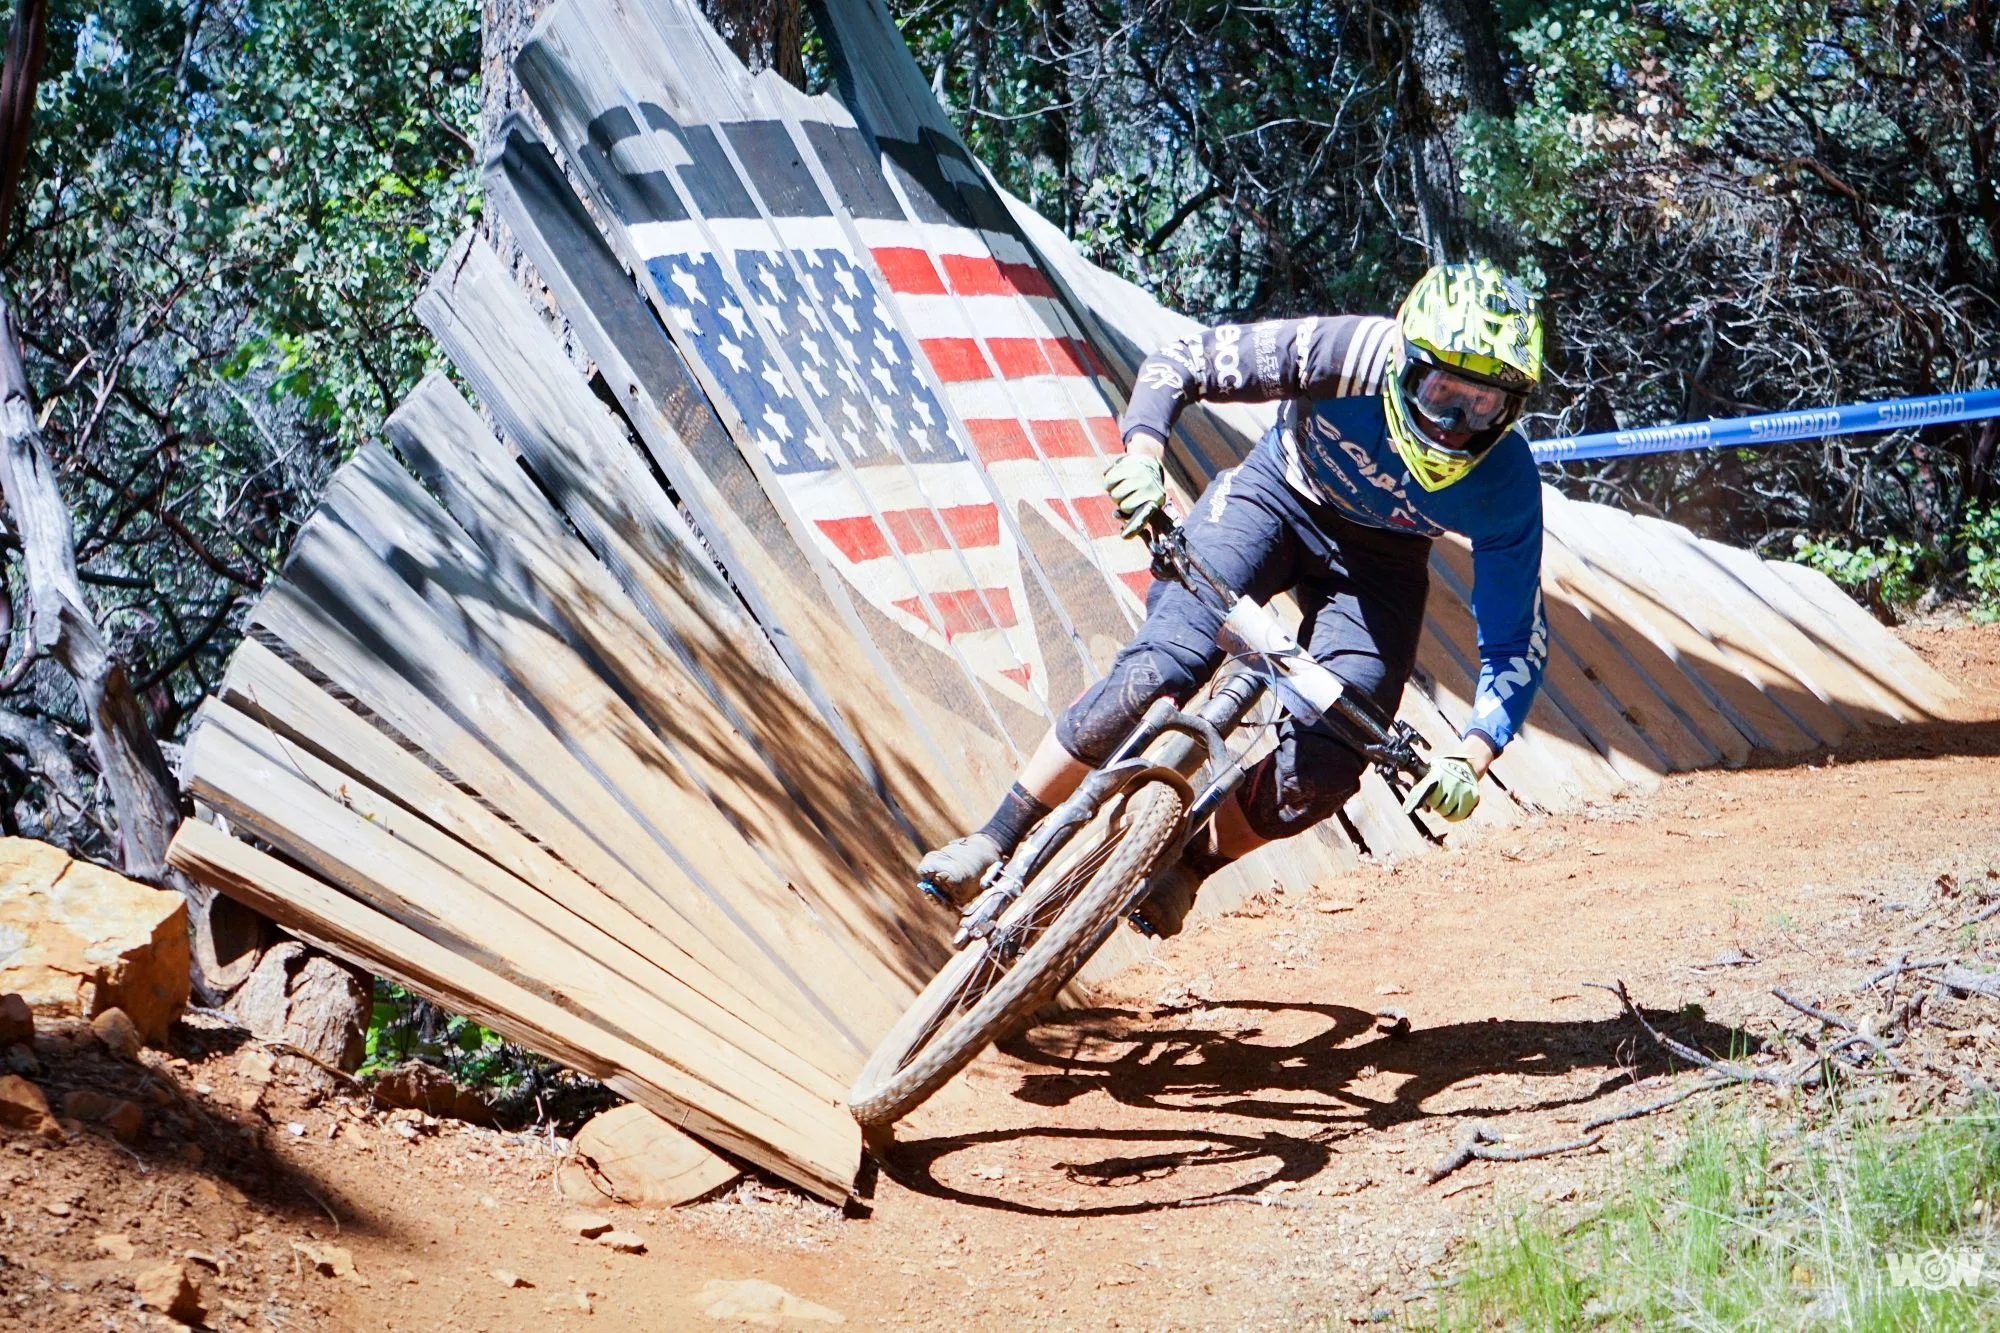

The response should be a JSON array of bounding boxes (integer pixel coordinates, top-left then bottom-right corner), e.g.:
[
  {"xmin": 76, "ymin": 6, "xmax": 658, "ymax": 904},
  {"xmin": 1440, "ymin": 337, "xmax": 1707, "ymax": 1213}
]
[{"xmin": 1384, "ymin": 260, "xmax": 1545, "ymax": 491}]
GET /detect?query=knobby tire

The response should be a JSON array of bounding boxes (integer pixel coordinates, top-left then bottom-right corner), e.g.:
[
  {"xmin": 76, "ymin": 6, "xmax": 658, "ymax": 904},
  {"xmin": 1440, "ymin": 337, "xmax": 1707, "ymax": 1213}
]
[{"xmin": 848, "ymin": 780, "xmax": 1187, "ymax": 1128}]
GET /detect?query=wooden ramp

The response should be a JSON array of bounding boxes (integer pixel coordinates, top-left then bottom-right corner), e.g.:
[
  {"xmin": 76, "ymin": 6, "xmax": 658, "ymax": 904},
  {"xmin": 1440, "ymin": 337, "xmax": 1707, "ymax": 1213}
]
[{"xmin": 168, "ymin": 0, "xmax": 1957, "ymax": 1201}]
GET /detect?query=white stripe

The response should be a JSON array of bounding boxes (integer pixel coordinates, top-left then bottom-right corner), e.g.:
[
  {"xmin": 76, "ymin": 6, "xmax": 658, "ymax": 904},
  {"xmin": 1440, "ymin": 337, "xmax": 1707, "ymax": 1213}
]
[
  {"xmin": 1294, "ymin": 316, "xmax": 1319, "ymax": 391},
  {"xmin": 1353, "ymin": 317, "xmax": 1397, "ymax": 395}
]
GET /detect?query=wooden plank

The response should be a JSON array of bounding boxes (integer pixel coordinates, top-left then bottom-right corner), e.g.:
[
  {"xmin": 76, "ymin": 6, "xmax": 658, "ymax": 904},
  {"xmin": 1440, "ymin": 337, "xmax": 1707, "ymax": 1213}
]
[
  {"xmin": 1537, "ymin": 517, "xmax": 1753, "ymax": 766},
  {"xmin": 385, "ymin": 375, "xmax": 946, "ymax": 1000},
  {"xmin": 480, "ymin": 117, "xmax": 976, "ymax": 841},
  {"xmin": 213, "ymin": 639, "xmax": 865, "ymax": 1098},
  {"xmin": 513, "ymin": 14, "xmax": 1047, "ymax": 763},
  {"xmin": 1543, "ymin": 498, "xmax": 1813, "ymax": 753},
  {"xmin": 182, "ymin": 700, "xmax": 852, "ymax": 1119},
  {"xmin": 1686, "ymin": 535, "xmax": 1934, "ymax": 724},
  {"xmin": 1417, "ymin": 555, "xmax": 1646, "ymax": 798},
  {"xmin": 166, "ymin": 819, "xmax": 860, "ymax": 1201},
  {"xmin": 1764, "ymin": 559, "xmax": 1959, "ymax": 714},
  {"xmin": 1553, "ymin": 499, "xmax": 1837, "ymax": 750},
  {"xmin": 250, "ymin": 501, "xmax": 856, "ymax": 1066},
  {"xmin": 316, "ymin": 445, "xmax": 909, "ymax": 1048},
  {"xmin": 1627, "ymin": 513, "xmax": 1863, "ymax": 738},
  {"xmin": 1427, "ymin": 537, "xmax": 1672, "ymax": 784}
]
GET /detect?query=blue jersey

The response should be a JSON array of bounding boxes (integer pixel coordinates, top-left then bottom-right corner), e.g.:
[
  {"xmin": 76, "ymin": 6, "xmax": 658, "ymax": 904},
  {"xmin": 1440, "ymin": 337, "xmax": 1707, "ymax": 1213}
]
[{"xmin": 1122, "ymin": 315, "xmax": 1548, "ymax": 750}]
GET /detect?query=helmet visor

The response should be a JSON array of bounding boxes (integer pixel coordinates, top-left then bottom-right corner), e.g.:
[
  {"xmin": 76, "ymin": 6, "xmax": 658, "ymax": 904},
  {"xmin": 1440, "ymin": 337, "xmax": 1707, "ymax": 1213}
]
[{"xmin": 1399, "ymin": 358, "xmax": 1526, "ymax": 451}]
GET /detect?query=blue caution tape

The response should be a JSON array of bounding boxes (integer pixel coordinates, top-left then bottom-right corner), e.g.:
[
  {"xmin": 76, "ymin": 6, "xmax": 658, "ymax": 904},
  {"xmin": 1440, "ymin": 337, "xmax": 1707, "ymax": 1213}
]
[{"xmin": 1531, "ymin": 387, "xmax": 2000, "ymax": 466}]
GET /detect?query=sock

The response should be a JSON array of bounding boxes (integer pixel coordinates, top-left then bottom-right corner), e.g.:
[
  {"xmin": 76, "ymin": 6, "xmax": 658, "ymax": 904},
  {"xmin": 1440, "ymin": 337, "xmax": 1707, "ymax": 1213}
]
[{"xmin": 976, "ymin": 783, "xmax": 1052, "ymax": 853}]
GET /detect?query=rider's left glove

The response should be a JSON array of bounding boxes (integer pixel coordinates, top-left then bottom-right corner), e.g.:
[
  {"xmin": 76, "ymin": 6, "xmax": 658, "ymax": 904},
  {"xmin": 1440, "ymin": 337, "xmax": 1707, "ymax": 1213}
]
[
  {"xmin": 1402, "ymin": 750, "xmax": 1480, "ymax": 822},
  {"xmin": 1103, "ymin": 451, "xmax": 1168, "ymax": 537}
]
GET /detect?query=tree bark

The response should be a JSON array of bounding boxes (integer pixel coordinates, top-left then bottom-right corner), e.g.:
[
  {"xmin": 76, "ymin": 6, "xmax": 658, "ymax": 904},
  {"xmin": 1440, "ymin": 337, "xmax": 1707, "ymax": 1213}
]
[
  {"xmin": 0, "ymin": 302, "xmax": 183, "ymax": 879},
  {"xmin": 1404, "ymin": 0, "xmax": 1518, "ymax": 263}
]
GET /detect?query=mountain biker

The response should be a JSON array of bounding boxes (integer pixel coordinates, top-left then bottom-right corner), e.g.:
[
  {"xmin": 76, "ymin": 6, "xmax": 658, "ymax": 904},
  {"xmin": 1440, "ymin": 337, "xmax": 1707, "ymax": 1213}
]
[{"xmin": 919, "ymin": 259, "xmax": 1550, "ymax": 938}]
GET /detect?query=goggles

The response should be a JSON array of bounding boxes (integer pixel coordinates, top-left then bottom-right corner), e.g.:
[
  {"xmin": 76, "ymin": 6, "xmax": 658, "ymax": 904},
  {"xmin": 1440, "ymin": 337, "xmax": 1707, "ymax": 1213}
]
[{"xmin": 1397, "ymin": 347, "xmax": 1529, "ymax": 453}]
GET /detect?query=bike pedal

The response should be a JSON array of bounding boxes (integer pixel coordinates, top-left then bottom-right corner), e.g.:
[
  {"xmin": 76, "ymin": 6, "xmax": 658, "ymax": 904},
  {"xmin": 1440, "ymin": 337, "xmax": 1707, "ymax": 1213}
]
[
  {"xmin": 1126, "ymin": 908, "xmax": 1162, "ymax": 939},
  {"xmin": 917, "ymin": 879, "xmax": 955, "ymax": 910}
]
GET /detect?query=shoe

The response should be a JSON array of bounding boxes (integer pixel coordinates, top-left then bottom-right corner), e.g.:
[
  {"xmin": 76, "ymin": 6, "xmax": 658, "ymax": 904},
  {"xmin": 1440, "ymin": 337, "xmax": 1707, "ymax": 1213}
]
[
  {"xmin": 1128, "ymin": 857, "xmax": 1206, "ymax": 939},
  {"xmin": 916, "ymin": 833, "xmax": 1002, "ymax": 909}
]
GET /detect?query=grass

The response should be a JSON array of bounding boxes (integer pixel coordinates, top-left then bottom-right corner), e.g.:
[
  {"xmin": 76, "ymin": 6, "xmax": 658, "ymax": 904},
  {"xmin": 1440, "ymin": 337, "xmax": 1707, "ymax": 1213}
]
[{"xmin": 1422, "ymin": 1096, "xmax": 2000, "ymax": 1330}]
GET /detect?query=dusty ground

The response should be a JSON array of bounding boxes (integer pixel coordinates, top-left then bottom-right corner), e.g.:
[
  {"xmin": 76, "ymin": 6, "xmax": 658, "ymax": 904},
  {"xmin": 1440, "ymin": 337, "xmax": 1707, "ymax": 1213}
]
[{"xmin": 6, "ymin": 622, "xmax": 2000, "ymax": 1331}]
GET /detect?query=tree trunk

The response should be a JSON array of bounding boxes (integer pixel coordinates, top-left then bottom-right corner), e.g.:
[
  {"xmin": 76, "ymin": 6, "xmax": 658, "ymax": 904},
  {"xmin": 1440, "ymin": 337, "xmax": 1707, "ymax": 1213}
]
[
  {"xmin": 0, "ymin": 303, "xmax": 182, "ymax": 878},
  {"xmin": 1404, "ymin": 0, "xmax": 1518, "ymax": 263}
]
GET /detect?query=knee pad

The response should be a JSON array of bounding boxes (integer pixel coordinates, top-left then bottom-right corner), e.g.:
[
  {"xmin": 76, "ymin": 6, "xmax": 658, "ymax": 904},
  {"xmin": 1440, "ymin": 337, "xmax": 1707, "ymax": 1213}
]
[
  {"xmin": 1055, "ymin": 636, "xmax": 1217, "ymax": 765},
  {"xmin": 1238, "ymin": 727, "xmax": 1364, "ymax": 841}
]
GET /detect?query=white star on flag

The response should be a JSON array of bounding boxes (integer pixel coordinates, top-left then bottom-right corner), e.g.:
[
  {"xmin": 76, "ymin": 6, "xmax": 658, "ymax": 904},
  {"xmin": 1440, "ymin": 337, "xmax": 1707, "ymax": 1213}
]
[
  {"xmin": 670, "ymin": 268, "xmax": 707, "ymax": 305},
  {"xmin": 718, "ymin": 338, "xmax": 748, "ymax": 373}
]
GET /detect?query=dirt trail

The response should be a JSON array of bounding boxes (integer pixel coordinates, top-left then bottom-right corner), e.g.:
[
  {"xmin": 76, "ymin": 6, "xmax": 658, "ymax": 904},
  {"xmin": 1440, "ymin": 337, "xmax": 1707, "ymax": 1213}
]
[{"xmin": 7, "ymin": 623, "xmax": 2000, "ymax": 1331}]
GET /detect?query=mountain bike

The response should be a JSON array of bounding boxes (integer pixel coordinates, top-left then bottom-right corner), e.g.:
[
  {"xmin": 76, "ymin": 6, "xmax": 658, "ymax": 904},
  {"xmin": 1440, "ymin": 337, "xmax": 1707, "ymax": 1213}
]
[{"xmin": 846, "ymin": 509, "xmax": 1438, "ymax": 1129}]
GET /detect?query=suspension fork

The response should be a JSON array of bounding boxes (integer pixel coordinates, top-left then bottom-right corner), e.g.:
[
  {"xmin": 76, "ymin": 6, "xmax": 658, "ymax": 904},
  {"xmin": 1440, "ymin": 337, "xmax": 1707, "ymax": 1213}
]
[{"xmin": 953, "ymin": 670, "xmax": 1263, "ymax": 947}]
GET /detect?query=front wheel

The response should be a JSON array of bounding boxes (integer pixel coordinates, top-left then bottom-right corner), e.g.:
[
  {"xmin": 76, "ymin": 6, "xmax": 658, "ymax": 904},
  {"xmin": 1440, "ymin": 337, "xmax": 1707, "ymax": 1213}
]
[{"xmin": 847, "ymin": 780, "xmax": 1188, "ymax": 1128}]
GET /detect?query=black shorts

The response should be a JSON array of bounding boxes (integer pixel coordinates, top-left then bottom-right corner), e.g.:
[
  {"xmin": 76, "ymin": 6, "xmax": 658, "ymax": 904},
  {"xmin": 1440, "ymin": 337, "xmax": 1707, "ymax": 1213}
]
[{"xmin": 1055, "ymin": 445, "xmax": 1432, "ymax": 840}]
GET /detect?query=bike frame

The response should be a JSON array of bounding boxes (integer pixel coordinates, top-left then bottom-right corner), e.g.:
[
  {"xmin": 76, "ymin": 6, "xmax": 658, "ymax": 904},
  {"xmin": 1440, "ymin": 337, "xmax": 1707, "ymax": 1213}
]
[{"xmin": 951, "ymin": 513, "xmax": 1434, "ymax": 952}]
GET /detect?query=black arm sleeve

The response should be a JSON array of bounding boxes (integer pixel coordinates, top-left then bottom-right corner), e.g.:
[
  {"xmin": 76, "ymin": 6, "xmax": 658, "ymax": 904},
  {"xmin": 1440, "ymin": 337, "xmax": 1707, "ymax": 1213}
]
[{"xmin": 1118, "ymin": 315, "xmax": 1400, "ymax": 445}]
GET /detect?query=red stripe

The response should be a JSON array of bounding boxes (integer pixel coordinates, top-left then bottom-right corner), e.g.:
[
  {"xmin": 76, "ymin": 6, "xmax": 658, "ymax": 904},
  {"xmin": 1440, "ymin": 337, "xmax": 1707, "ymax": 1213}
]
[
  {"xmin": 1001, "ymin": 664, "xmax": 1033, "ymax": 687},
  {"xmin": 1118, "ymin": 570, "xmax": 1155, "ymax": 600},
  {"xmin": 892, "ymin": 587, "xmax": 1019, "ymax": 637},
  {"xmin": 988, "ymin": 338, "xmax": 1053, "ymax": 378},
  {"xmin": 820, "ymin": 506, "xmax": 998, "ymax": 559},
  {"xmin": 816, "ymin": 515, "xmax": 889, "ymax": 562},
  {"xmin": 871, "ymin": 247, "xmax": 947, "ymax": 294},
  {"xmin": 1073, "ymin": 339, "xmax": 1112, "ymax": 378},
  {"xmin": 1041, "ymin": 338, "xmax": 1091, "ymax": 377},
  {"xmin": 1001, "ymin": 261, "xmax": 1056, "ymax": 298},
  {"xmin": 1063, "ymin": 495, "xmax": 1123, "ymax": 539},
  {"xmin": 1028, "ymin": 419, "xmax": 1097, "ymax": 459},
  {"xmin": 1089, "ymin": 417, "xmax": 1122, "ymax": 452},
  {"xmin": 919, "ymin": 337, "xmax": 989, "ymax": 381},
  {"xmin": 879, "ymin": 504, "xmax": 1000, "ymax": 554},
  {"xmin": 939, "ymin": 253, "xmax": 1011, "ymax": 296},
  {"xmin": 964, "ymin": 418, "xmax": 1034, "ymax": 463}
]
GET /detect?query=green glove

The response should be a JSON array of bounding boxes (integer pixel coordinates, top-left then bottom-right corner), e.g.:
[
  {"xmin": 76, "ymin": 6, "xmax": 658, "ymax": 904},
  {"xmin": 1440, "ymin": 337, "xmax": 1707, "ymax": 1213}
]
[
  {"xmin": 1402, "ymin": 752, "xmax": 1480, "ymax": 822},
  {"xmin": 1103, "ymin": 450, "xmax": 1167, "ymax": 536}
]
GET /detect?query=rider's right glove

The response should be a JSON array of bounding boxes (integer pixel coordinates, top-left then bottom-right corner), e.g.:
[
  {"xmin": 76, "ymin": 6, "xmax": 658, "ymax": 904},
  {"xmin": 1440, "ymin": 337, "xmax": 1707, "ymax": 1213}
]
[
  {"xmin": 1402, "ymin": 751, "xmax": 1480, "ymax": 822},
  {"xmin": 1103, "ymin": 450, "xmax": 1168, "ymax": 537}
]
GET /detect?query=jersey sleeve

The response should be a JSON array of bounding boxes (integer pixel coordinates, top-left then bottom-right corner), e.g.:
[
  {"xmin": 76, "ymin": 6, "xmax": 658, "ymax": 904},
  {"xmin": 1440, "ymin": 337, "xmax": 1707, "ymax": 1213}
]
[
  {"xmin": 1461, "ymin": 452, "xmax": 1549, "ymax": 753},
  {"xmin": 1119, "ymin": 315, "xmax": 1399, "ymax": 445}
]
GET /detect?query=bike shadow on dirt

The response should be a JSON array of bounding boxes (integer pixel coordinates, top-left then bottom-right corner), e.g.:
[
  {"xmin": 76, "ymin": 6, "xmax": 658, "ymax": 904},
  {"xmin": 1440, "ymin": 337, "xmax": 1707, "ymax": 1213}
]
[{"xmin": 877, "ymin": 997, "xmax": 1756, "ymax": 1216}]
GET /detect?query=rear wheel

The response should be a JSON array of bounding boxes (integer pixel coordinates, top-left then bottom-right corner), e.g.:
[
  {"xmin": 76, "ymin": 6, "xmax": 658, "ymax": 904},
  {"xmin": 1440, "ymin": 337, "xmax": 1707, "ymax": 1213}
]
[{"xmin": 848, "ymin": 780, "xmax": 1187, "ymax": 1127}]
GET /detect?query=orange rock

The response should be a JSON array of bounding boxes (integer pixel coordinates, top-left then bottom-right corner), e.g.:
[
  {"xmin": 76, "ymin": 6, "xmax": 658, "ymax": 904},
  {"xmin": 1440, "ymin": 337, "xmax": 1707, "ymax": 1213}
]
[{"xmin": 0, "ymin": 839, "xmax": 189, "ymax": 1040}]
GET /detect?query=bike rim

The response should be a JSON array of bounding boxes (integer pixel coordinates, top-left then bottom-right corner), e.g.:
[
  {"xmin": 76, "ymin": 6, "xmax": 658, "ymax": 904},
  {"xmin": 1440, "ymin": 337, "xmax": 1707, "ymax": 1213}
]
[{"xmin": 892, "ymin": 834, "xmax": 1121, "ymax": 1074}]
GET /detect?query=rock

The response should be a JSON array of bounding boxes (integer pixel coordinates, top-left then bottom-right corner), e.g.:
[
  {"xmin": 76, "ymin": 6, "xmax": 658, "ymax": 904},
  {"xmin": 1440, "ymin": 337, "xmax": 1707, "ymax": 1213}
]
[
  {"xmin": 367, "ymin": 1060, "xmax": 495, "ymax": 1126},
  {"xmin": 564, "ymin": 1212, "xmax": 615, "ymax": 1239},
  {"xmin": 93, "ymin": 1232, "xmax": 136, "ymax": 1261},
  {"xmin": 235, "ymin": 1049, "xmax": 277, "ymax": 1084},
  {"xmin": 0, "ymin": 1072, "xmax": 52, "ymax": 1129},
  {"xmin": 2, "ymin": 1043, "xmax": 36, "ymax": 1075},
  {"xmin": 222, "ymin": 944, "xmax": 367, "ymax": 1080},
  {"xmin": 697, "ymin": 1278, "xmax": 844, "ymax": 1326},
  {"xmin": 0, "ymin": 993, "xmax": 31, "ymax": 1045},
  {"xmin": 91, "ymin": 1007, "xmax": 142, "ymax": 1059},
  {"xmin": 102, "ymin": 1099, "xmax": 144, "ymax": 1143},
  {"xmin": 567, "ymin": 1103, "xmax": 739, "ymax": 1207},
  {"xmin": 60, "ymin": 1088, "xmax": 115, "ymax": 1120},
  {"xmin": 44, "ymin": 1200, "xmax": 70, "ymax": 1216},
  {"xmin": 599, "ymin": 1231, "xmax": 647, "ymax": 1254},
  {"xmin": 292, "ymin": 1240, "xmax": 358, "ymax": 1281},
  {"xmin": 493, "ymin": 1269, "xmax": 533, "ymax": 1289},
  {"xmin": 133, "ymin": 1261, "xmax": 206, "ymax": 1325},
  {"xmin": 0, "ymin": 838, "xmax": 189, "ymax": 1040}
]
